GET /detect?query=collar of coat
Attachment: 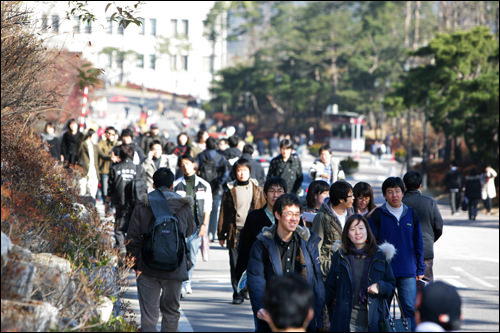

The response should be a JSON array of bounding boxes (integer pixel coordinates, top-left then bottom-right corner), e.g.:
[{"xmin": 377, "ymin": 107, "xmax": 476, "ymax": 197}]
[
  {"xmin": 332, "ymin": 240, "xmax": 396, "ymax": 262},
  {"xmin": 226, "ymin": 178, "xmax": 260, "ymax": 191},
  {"xmin": 260, "ymin": 223, "xmax": 311, "ymax": 242},
  {"xmin": 146, "ymin": 188, "xmax": 194, "ymax": 211}
]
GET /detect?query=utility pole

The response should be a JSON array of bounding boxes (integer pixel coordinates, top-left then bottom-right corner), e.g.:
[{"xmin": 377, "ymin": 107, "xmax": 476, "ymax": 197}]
[{"xmin": 421, "ymin": 98, "xmax": 429, "ymax": 189}]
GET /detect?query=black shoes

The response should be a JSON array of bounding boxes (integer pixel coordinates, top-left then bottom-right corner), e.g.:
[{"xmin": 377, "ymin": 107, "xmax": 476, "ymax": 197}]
[{"xmin": 232, "ymin": 292, "xmax": 245, "ymax": 304}]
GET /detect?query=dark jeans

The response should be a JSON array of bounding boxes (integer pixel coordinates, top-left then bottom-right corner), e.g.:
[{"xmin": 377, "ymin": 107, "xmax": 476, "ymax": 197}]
[
  {"xmin": 229, "ymin": 229, "xmax": 242, "ymax": 298},
  {"xmin": 395, "ymin": 277, "xmax": 417, "ymax": 331},
  {"xmin": 114, "ymin": 206, "xmax": 128, "ymax": 251},
  {"xmin": 449, "ymin": 190, "xmax": 460, "ymax": 214},
  {"xmin": 483, "ymin": 197, "xmax": 492, "ymax": 213},
  {"xmin": 423, "ymin": 258, "xmax": 434, "ymax": 282},
  {"xmin": 468, "ymin": 199, "xmax": 479, "ymax": 220}
]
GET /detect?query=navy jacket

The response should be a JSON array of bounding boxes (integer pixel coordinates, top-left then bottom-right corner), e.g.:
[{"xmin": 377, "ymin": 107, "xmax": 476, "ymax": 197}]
[
  {"xmin": 368, "ymin": 203, "xmax": 425, "ymax": 278},
  {"xmin": 325, "ymin": 242, "xmax": 396, "ymax": 332},
  {"xmin": 247, "ymin": 224, "xmax": 325, "ymax": 332}
]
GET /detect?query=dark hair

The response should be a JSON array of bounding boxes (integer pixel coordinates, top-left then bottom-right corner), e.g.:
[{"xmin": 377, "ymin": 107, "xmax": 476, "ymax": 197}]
[
  {"xmin": 177, "ymin": 132, "xmax": 190, "ymax": 146},
  {"xmin": 403, "ymin": 171, "xmax": 422, "ymax": 191},
  {"xmin": 319, "ymin": 145, "xmax": 331, "ymax": 155},
  {"xmin": 279, "ymin": 138, "xmax": 293, "ymax": 149},
  {"xmin": 330, "ymin": 180, "xmax": 353, "ymax": 206},
  {"xmin": 382, "ymin": 177, "xmax": 405, "ymax": 195},
  {"xmin": 242, "ymin": 143, "xmax": 254, "ymax": 155},
  {"xmin": 105, "ymin": 126, "xmax": 116, "ymax": 134},
  {"xmin": 149, "ymin": 139, "xmax": 163, "ymax": 150},
  {"xmin": 232, "ymin": 158, "xmax": 252, "ymax": 175},
  {"xmin": 121, "ymin": 128, "xmax": 134, "ymax": 140},
  {"xmin": 353, "ymin": 182, "xmax": 375, "ymax": 212},
  {"xmin": 44, "ymin": 122, "xmax": 54, "ymax": 132},
  {"xmin": 153, "ymin": 167, "xmax": 174, "ymax": 188},
  {"xmin": 219, "ymin": 138, "xmax": 229, "ymax": 146},
  {"xmin": 197, "ymin": 130, "xmax": 208, "ymax": 142},
  {"xmin": 306, "ymin": 180, "xmax": 330, "ymax": 209},
  {"xmin": 66, "ymin": 118, "xmax": 78, "ymax": 131},
  {"xmin": 263, "ymin": 273, "xmax": 314, "ymax": 330},
  {"xmin": 341, "ymin": 214, "xmax": 378, "ymax": 256},
  {"xmin": 119, "ymin": 144, "xmax": 134, "ymax": 161},
  {"xmin": 82, "ymin": 128, "xmax": 95, "ymax": 141},
  {"xmin": 228, "ymin": 135, "xmax": 239, "ymax": 148},
  {"xmin": 264, "ymin": 177, "xmax": 287, "ymax": 194},
  {"xmin": 273, "ymin": 193, "xmax": 301, "ymax": 216},
  {"xmin": 164, "ymin": 141, "xmax": 176, "ymax": 154},
  {"xmin": 178, "ymin": 153, "xmax": 197, "ymax": 168},
  {"xmin": 206, "ymin": 137, "xmax": 217, "ymax": 150}
]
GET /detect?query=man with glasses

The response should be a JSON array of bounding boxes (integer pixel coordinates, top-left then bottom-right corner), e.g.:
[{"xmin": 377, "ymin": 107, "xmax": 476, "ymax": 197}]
[
  {"xmin": 235, "ymin": 177, "xmax": 288, "ymax": 292},
  {"xmin": 311, "ymin": 180, "xmax": 354, "ymax": 279},
  {"xmin": 97, "ymin": 126, "xmax": 117, "ymax": 204},
  {"xmin": 247, "ymin": 193, "xmax": 325, "ymax": 332},
  {"xmin": 368, "ymin": 177, "xmax": 424, "ymax": 331}
]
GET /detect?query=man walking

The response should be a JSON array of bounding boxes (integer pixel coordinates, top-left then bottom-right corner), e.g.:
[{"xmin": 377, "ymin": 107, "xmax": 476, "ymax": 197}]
[
  {"xmin": 173, "ymin": 154, "xmax": 212, "ymax": 297},
  {"xmin": 443, "ymin": 161, "xmax": 462, "ymax": 215},
  {"xmin": 196, "ymin": 137, "xmax": 230, "ymax": 242},
  {"xmin": 247, "ymin": 194, "xmax": 324, "ymax": 332},
  {"xmin": 403, "ymin": 171, "xmax": 443, "ymax": 282},
  {"xmin": 266, "ymin": 139, "xmax": 303, "ymax": 196},
  {"xmin": 218, "ymin": 158, "xmax": 266, "ymax": 304},
  {"xmin": 97, "ymin": 127, "xmax": 117, "ymax": 203},
  {"xmin": 126, "ymin": 168, "xmax": 196, "ymax": 332},
  {"xmin": 368, "ymin": 177, "xmax": 425, "ymax": 331}
]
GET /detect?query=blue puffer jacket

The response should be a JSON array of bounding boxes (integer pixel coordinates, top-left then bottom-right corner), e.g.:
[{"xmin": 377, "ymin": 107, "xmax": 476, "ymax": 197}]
[
  {"xmin": 325, "ymin": 241, "xmax": 396, "ymax": 332},
  {"xmin": 368, "ymin": 203, "xmax": 425, "ymax": 278},
  {"xmin": 247, "ymin": 224, "xmax": 325, "ymax": 332}
]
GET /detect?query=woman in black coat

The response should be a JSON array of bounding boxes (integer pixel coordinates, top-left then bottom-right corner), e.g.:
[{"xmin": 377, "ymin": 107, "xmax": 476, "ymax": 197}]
[
  {"xmin": 325, "ymin": 214, "xmax": 396, "ymax": 332},
  {"xmin": 61, "ymin": 118, "xmax": 82, "ymax": 167},
  {"xmin": 464, "ymin": 168, "xmax": 483, "ymax": 221}
]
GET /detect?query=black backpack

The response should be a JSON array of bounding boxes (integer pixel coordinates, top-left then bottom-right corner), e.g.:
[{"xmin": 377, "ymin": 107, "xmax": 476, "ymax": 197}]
[
  {"xmin": 142, "ymin": 189, "xmax": 187, "ymax": 271},
  {"xmin": 198, "ymin": 154, "xmax": 220, "ymax": 185},
  {"xmin": 124, "ymin": 165, "xmax": 148, "ymax": 230}
]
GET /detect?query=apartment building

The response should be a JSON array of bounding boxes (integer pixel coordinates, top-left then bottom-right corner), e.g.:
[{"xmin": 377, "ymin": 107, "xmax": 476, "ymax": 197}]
[{"xmin": 25, "ymin": 1, "xmax": 227, "ymax": 101}]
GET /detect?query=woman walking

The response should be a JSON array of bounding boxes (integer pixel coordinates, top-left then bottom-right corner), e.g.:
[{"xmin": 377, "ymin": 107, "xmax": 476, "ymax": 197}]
[{"xmin": 325, "ymin": 214, "xmax": 396, "ymax": 332}]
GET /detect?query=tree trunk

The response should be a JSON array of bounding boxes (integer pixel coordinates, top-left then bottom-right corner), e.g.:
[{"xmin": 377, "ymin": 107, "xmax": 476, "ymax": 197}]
[
  {"xmin": 404, "ymin": 1, "xmax": 412, "ymax": 48},
  {"xmin": 421, "ymin": 109, "xmax": 428, "ymax": 189},
  {"xmin": 454, "ymin": 136, "xmax": 462, "ymax": 162},
  {"xmin": 413, "ymin": 1, "xmax": 421, "ymax": 50},
  {"xmin": 444, "ymin": 135, "xmax": 452, "ymax": 162}
]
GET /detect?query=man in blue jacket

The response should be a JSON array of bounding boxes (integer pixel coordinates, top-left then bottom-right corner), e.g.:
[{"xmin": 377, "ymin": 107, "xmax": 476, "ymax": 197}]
[
  {"xmin": 368, "ymin": 177, "xmax": 425, "ymax": 331},
  {"xmin": 247, "ymin": 193, "xmax": 324, "ymax": 332}
]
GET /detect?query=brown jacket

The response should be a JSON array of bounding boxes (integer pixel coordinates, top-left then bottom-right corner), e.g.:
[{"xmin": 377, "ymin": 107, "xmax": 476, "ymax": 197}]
[
  {"xmin": 126, "ymin": 189, "xmax": 196, "ymax": 281},
  {"xmin": 218, "ymin": 178, "xmax": 266, "ymax": 248}
]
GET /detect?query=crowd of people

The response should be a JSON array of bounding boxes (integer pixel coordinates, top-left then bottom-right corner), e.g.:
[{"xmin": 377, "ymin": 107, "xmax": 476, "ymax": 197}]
[{"xmin": 39, "ymin": 119, "xmax": 488, "ymax": 332}]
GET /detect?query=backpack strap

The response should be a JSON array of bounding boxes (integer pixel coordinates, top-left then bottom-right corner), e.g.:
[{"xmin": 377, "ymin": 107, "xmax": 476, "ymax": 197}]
[{"xmin": 148, "ymin": 189, "xmax": 175, "ymax": 222}]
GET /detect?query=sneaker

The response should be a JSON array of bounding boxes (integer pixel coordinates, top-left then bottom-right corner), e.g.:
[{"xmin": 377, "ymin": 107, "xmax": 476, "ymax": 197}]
[
  {"xmin": 181, "ymin": 287, "xmax": 187, "ymax": 298},
  {"xmin": 185, "ymin": 285, "xmax": 192, "ymax": 295},
  {"xmin": 232, "ymin": 296, "xmax": 244, "ymax": 305}
]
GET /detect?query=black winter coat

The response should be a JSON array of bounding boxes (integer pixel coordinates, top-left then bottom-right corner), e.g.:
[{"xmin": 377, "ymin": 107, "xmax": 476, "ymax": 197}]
[
  {"xmin": 61, "ymin": 131, "xmax": 82, "ymax": 166},
  {"xmin": 266, "ymin": 154, "xmax": 303, "ymax": 195}
]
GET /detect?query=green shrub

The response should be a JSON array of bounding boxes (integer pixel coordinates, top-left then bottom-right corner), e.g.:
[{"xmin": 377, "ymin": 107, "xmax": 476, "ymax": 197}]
[
  {"xmin": 308, "ymin": 143, "xmax": 322, "ymax": 156},
  {"xmin": 340, "ymin": 157, "xmax": 359, "ymax": 170}
]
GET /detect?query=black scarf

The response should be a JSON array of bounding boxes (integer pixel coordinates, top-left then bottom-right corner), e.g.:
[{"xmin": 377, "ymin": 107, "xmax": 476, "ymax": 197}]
[{"xmin": 347, "ymin": 245, "xmax": 373, "ymax": 306}]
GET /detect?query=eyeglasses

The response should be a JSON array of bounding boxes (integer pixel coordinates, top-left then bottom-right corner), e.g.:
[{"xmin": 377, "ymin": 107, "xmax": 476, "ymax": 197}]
[{"xmin": 282, "ymin": 211, "xmax": 301, "ymax": 219}]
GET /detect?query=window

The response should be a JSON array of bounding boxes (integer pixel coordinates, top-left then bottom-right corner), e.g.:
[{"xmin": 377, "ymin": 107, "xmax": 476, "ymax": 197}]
[
  {"xmin": 137, "ymin": 54, "xmax": 144, "ymax": 68},
  {"xmin": 181, "ymin": 55, "xmax": 188, "ymax": 71},
  {"xmin": 85, "ymin": 21, "xmax": 92, "ymax": 34},
  {"xmin": 150, "ymin": 54, "xmax": 156, "ymax": 70},
  {"xmin": 118, "ymin": 24, "xmax": 124, "ymax": 35},
  {"xmin": 106, "ymin": 17, "xmax": 112, "ymax": 34},
  {"xmin": 139, "ymin": 18, "xmax": 145, "ymax": 35},
  {"xmin": 150, "ymin": 18, "xmax": 156, "ymax": 36},
  {"xmin": 171, "ymin": 19, "xmax": 177, "ymax": 37},
  {"xmin": 41, "ymin": 15, "xmax": 48, "ymax": 31},
  {"xmin": 52, "ymin": 15, "xmax": 59, "ymax": 33},
  {"xmin": 170, "ymin": 54, "xmax": 177, "ymax": 71},
  {"xmin": 73, "ymin": 16, "xmax": 80, "ymax": 33},
  {"xmin": 182, "ymin": 19, "xmax": 189, "ymax": 37}
]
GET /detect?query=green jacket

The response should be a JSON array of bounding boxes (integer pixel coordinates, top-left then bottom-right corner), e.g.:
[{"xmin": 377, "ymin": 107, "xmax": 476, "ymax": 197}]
[
  {"xmin": 97, "ymin": 139, "xmax": 115, "ymax": 175},
  {"xmin": 311, "ymin": 198, "xmax": 353, "ymax": 280}
]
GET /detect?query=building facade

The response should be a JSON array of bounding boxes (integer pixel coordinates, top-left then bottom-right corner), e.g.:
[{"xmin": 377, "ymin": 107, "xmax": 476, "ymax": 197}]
[{"xmin": 25, "ymin": 1, "xmax": 227, "ymax": 101}]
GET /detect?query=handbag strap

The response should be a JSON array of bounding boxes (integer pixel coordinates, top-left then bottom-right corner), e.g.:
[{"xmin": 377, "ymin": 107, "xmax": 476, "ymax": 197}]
[{"xmin": 393, "ymin": 290, "xmax": 408, "ymax": 321}]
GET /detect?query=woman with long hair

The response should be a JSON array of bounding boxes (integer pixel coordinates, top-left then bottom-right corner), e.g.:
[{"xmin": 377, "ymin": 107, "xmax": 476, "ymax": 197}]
[
  {"xmin": 303, "ymin": 180, "xmax": 330, "ymax": 228},
  {"xmin": 325, "ymin": 214, "xmax": 396, "ymax": 332}
]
